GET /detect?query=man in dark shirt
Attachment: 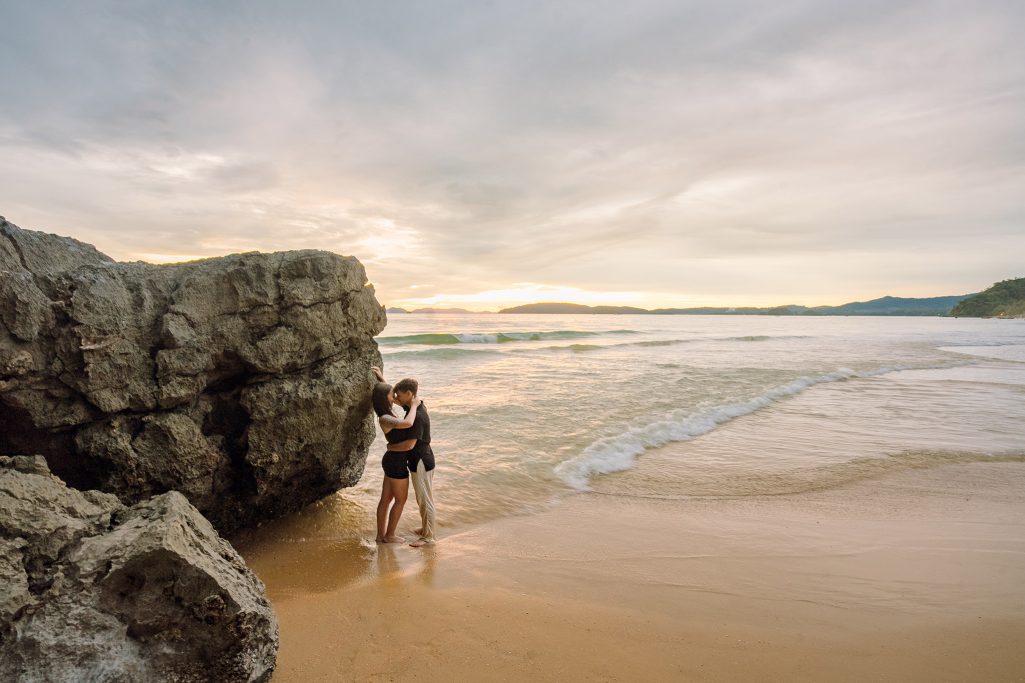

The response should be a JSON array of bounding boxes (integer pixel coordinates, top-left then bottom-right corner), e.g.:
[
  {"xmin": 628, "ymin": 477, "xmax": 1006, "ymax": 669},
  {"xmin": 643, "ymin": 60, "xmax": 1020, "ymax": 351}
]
[
  {"xmin": 394, "ymin": 378, "xmax": 434, "ymax": 475},
  {"xmin": 373, "ymin": 368, "xmax": 437, "ymax": 546}
]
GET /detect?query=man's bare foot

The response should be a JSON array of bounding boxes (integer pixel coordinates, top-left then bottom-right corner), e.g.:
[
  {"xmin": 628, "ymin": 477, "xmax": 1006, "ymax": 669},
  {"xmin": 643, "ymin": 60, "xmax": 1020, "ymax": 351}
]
[
  {"xmin": 409, "ymin": 537, "xmax": 435, "ymax": 547},
  {"xmin": 383, "ymin": 535, "xmax": 404, "ymax": 543},
  {"xmin": 409, "ymin": 527, "xmax": 424, "ymax": 537}
]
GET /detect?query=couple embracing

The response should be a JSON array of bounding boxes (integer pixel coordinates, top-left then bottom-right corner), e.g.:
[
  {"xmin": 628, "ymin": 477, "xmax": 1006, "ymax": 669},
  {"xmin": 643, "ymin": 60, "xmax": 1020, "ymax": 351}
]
[{"xmin": 370, "ymin": 366, "xmax": 436, "ymax": 547}]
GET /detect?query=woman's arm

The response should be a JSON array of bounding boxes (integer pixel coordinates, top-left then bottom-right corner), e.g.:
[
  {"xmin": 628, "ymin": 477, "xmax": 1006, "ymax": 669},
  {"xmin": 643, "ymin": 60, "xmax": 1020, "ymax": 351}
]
[
  {"xmin": 371, "ymin": 366, "xmax": 386, "ymax": 382},
  {"xmin": 379, "ymin": 397, "xmax": 421, "ymax": 428}
]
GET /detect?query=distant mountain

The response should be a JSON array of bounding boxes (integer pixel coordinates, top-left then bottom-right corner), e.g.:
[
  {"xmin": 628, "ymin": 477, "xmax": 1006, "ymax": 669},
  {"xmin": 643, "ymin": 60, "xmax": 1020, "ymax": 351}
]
[
  {"xmin": 386, "ymin": 307, "xmax": 410, "ymax": 314},
  {"xmin": 501, "ymin": 295, "xmax": 974, "ymax": 316},
  {"xmin": 410, "ymin": 307, "xmax": 490, "ymax": 314},
  {"xmin": 816, "ymin": 295, "xmax": 973, "ymax": 316},
  {"xmin": 950, "ymin": 278, "xmax": 1025, "ymax": 318},
  {"xmin": 650, "ymin": 306, "xmax": 801, "ymax": 315},
  {"xmin": 499, "ymin": 303, "xmax": 649, "ymax": 314}
]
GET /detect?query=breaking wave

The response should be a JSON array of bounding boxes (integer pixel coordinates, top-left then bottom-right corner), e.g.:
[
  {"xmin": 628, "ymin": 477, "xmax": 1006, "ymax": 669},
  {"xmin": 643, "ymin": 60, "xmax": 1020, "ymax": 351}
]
[{"xmin": 554, "ymin": 366, "xmax": 901, "ymax": 490}]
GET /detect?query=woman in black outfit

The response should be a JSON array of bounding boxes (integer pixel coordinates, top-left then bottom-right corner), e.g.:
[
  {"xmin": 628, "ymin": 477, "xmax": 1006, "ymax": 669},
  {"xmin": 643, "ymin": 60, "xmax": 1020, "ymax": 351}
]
[{"xmin": 371, "ymin": 381, "xmax": 421, "ymax": 543}]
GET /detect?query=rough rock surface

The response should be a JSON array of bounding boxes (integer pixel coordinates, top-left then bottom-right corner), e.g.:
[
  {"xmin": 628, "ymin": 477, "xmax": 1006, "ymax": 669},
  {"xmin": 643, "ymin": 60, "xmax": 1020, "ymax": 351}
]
[
  {"xmin": 0, "ymin": 216, "xmax": 386, "ymax": 532},
  {"xmin": 0, "ymin": 455, "xmax": 278, "ymax": 682}
]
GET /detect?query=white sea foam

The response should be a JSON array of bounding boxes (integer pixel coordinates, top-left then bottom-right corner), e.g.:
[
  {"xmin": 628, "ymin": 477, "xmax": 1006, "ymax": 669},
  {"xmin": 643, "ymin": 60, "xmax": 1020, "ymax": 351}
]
[
  {"xmin": 554, "ymin": 367, "xmax": 899, "ymax": 490},
  {"xmin": 455, "ymin": 333, "xmax": 500, "ymax": 343}
]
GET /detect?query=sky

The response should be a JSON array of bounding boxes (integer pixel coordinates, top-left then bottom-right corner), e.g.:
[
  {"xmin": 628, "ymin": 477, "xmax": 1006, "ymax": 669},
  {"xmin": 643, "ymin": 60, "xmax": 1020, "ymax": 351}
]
[{"xmin": 1, "ymin": 1, "xmax": 1024, "ymax": 310}]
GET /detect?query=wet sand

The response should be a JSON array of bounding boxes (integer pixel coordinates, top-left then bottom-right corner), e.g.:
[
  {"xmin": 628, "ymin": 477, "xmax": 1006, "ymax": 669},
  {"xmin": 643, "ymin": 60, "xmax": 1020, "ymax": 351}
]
[{"xmin": 236, "ymin": 461, "xmax": 1025, "ymax": 682}]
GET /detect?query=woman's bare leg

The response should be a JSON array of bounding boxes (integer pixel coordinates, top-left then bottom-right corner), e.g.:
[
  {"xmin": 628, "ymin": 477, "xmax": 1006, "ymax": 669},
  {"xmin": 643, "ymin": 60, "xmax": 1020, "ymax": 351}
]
[
  {"xmin": 376, "ymin": 478, "xmax": 394, "ymax": 543},
  {"xmin": 384, "ymin": 477, "xmax": 409, "ymax": 542}
]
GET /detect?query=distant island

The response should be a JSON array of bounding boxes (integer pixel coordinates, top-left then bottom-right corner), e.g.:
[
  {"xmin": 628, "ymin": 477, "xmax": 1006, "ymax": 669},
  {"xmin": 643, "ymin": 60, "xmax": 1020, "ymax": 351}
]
[
  {"xmin": 387, "ymin": 307, "xmax": 494, "ymax": 314},
  {"xmin": 950, "ymin": 278, "xmax": 1025, "ymax": 318},
  {"xmin": 500, "ymin": 294, "xmax": 975, "ymax": 316},
  {"xmin": 390, "ymin": 283, "xmax": 1025, "ymax": 317},
  {"xmin": 499, "ymin": 302, "xmax": 649, "ymax": 315}
]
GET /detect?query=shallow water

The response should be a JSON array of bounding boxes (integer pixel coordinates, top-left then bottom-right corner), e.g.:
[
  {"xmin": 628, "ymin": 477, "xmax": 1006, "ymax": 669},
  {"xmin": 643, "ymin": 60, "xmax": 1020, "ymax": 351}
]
[{"xmin": 308, "ymin": 314, "xmax": 1025, "ymax": 534}]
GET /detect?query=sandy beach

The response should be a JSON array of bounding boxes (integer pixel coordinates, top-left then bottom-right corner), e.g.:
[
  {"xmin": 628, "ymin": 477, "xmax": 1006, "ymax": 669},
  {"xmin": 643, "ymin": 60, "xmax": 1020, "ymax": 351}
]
[
  {"xmin": 7, "ymin": 3, "xmax": 1025, "ymax": 680},
  {"xmin": 236, "ymin": 459, "xmax": 1025, "ymax": 682}
]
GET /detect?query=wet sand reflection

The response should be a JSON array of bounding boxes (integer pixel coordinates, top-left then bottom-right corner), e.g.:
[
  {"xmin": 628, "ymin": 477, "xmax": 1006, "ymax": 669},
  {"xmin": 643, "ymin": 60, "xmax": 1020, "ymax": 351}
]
[{"xmin": 233, "ymin": 490, "xmax": 442, "ymax": 597}]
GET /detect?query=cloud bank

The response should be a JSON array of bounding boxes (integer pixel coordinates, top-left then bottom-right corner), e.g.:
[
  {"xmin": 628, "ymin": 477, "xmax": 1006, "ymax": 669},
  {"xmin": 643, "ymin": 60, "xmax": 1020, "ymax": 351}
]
[{"xmin": 2, "ymin": 0, "xmax": 1023, "ymax": 307}]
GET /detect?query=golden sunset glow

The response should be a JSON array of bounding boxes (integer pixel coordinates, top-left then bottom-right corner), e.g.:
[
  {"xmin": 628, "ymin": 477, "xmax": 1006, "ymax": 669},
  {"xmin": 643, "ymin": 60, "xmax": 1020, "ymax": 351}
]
[{"xmin": 393, "ymin": 285, "xmax": 646, "ymax": 311}]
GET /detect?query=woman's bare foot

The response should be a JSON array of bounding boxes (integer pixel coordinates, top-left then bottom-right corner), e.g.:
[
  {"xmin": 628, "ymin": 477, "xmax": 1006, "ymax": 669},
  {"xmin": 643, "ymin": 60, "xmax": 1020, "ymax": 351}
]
[
  {"xmin": 375, "ymin": 537, "xmax": 387, "ymax": 544},
  {"xmin": 409, "ymin": 537, "xmax": 435, "ymax": 547},
  {"xmin": 383, "ymin": 535, "xmax": 405, "ymax": 543}
]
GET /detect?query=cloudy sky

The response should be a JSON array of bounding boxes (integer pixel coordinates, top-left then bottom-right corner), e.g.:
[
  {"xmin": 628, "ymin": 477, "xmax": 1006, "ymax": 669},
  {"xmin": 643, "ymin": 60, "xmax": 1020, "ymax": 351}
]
[{"xmin": 2, "ymin": 1, "xmax": 1023, "ymax": 309}]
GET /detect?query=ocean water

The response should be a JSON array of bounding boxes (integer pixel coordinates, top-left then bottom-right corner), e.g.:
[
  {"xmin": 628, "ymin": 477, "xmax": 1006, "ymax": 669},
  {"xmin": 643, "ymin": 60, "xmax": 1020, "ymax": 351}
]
[{"xmin": 351, "ymin": 314, "xmax": 1025, "ymax": 530}]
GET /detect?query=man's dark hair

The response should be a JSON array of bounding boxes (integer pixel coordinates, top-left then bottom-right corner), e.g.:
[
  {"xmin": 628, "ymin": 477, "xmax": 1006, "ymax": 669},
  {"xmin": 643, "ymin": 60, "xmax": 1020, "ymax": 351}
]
[
  {"xmin": 393, "ymin": 378, "xmax": 418, "ymax": 395},
  {"xmin": 371, "ymin": 382, "xmax": 394, "ymax": 417}
]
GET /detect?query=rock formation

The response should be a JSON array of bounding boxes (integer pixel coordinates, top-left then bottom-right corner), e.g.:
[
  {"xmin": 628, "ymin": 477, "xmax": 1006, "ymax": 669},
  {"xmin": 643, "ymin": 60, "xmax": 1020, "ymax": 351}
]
[
  {"xmin": 0, "ymin": 216, "xmax": 386, "ymax": 532},
  {"xmin": 0, "ymin": 455, "xmax": 278, "ymax": 682}
]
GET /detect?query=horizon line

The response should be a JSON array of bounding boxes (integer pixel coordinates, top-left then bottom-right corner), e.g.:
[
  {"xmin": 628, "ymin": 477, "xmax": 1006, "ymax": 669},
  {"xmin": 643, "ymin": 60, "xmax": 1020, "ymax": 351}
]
[{"xmin": 388, "ymin": 291, "xmax": 979, "ymax": 313}]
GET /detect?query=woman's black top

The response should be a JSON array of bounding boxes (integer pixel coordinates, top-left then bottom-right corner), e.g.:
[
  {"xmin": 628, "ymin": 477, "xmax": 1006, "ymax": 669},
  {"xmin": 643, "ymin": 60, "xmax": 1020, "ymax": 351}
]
[
  {"xmin": 384, "ymin": 410, "xmax": 417, "ymax": 444},
  {"xmin": 383, "ymin": 404, "xmax": 435, "ymax": 473}
]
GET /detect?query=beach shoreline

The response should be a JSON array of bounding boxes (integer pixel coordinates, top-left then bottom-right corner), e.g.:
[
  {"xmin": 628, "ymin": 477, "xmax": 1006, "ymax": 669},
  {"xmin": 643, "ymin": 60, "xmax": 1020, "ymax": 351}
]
[{"xmin": 237, "ymin": 460, "xmax": 1025, "ymax": 682}]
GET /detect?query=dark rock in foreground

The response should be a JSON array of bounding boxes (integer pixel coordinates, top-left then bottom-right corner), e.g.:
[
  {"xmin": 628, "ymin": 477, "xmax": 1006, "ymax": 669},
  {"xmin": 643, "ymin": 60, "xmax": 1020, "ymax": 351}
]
[
  {"xmin": 0, "ymin": 216, "xmax": 386, "ymax": 532},
  {"xmin": 0, "ymin": 455, "xmax": 277, "ymax": 682}
]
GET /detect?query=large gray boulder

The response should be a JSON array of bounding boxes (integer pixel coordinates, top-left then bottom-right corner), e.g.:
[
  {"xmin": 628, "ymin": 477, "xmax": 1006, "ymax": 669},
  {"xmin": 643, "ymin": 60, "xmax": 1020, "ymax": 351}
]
[
  {"xmin": 0, "ymin": 455, "xmax": 278, "ymax": 682},
  {"xmin": 0, "ymin": 216, "xmax": 386, "ymax": 532}
]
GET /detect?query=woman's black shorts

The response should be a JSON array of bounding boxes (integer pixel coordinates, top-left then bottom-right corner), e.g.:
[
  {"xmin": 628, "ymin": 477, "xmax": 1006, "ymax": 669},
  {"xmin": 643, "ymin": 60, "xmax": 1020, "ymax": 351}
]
[{"xmin": 382, "ymin": 451, "xmax": 409, "ymax": 479}]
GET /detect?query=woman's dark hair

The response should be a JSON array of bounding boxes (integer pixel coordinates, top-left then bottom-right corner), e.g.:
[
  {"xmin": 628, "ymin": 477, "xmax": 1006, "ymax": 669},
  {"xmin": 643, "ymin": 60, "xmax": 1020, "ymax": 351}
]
[{"xmin": 371, "ymin": 382, "xmax": 394, "ymax": 417}]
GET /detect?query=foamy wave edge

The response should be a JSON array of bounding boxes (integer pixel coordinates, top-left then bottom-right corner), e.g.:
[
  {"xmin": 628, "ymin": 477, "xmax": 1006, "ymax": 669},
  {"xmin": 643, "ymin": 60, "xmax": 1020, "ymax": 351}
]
[{"xmin": 553, "ymin": 366, "xmax": 899, "ymax": 490}]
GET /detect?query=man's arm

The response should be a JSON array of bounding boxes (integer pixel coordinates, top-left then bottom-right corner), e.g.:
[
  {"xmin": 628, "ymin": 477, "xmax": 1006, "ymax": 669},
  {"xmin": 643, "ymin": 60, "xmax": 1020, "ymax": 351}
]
[
  {"xmin": 408, "ymin": 403, "xmax": 426, "ymax": 443},
  {"xmin": 379, "ymin": 397, "xmax": 420, "ymax": 428}
]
